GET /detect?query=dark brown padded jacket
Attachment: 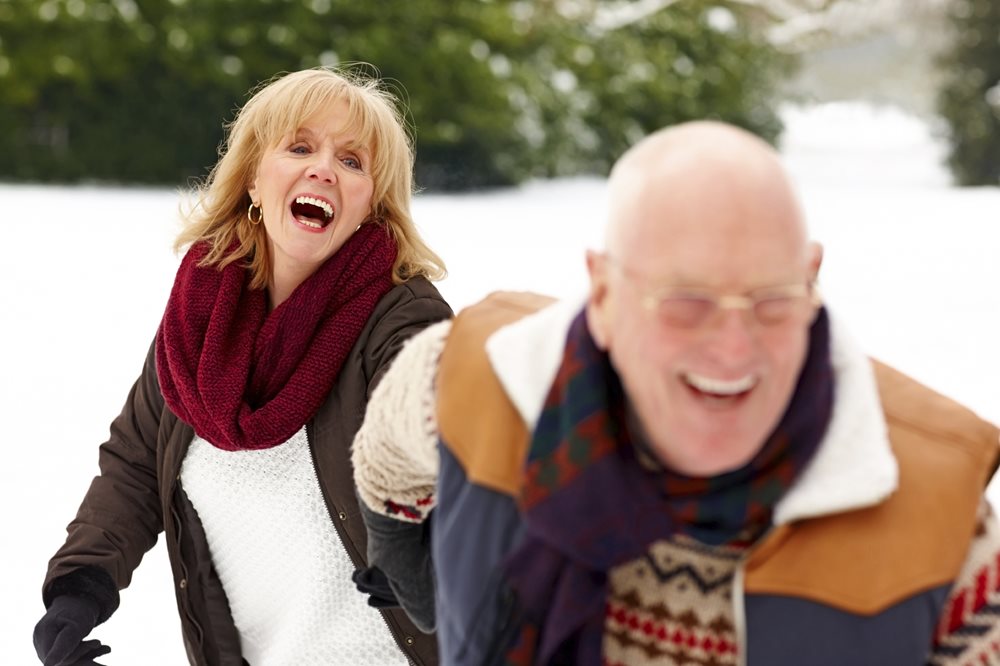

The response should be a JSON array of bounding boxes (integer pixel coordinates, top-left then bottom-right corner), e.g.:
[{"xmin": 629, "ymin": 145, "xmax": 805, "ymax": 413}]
[{"xmin": 43, "ymin": 277, "xmax": 451, "ymax": 666}]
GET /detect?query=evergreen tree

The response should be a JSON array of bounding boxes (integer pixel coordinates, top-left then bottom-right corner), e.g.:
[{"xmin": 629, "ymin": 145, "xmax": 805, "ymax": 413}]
[
  {"xmin": 0, "ymin": 0, "xmax": 791, "ymax": 190},
  {"xmin": 937, "ymin": 0, "xmax": 1000, "ymax": 185}
]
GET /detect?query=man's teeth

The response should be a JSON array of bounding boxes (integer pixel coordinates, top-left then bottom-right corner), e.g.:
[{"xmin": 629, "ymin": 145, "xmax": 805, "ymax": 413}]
[
  {"xmin": 295, "ymin": 196, "xmax": 333, "ymax": 220},
  {"xmin": 684, "ymin": 372, "xmax": 757, "ymax": 396}
]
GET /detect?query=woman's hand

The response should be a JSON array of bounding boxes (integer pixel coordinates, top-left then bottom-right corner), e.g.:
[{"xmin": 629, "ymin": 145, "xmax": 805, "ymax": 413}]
[{"xmin": 33, "ymin": 595, "xmax": 110, "ymax": 666}]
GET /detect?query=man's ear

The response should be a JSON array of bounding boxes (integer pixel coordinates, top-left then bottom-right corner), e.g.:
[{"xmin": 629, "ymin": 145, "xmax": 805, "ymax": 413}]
[
  {"xmin": 806, "ymin": 242, "xmax": 825, "ymax": 321},
  {"xmin": 807, "ymin": 241, "xmax": 823, "ymax": 280},
  {"xmin": 585, "ymin": 250, "xmax": 612, "ymax": 351}
]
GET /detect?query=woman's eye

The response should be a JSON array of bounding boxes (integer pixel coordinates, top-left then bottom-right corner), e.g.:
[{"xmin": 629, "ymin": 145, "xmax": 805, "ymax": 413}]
[
  {"xmin": 290, "ymin": 144, "xmax": 309, "ymax": 154},
  {"xmin": 342, "ymin": 156, "xmax": 362, "ymax": 170}
]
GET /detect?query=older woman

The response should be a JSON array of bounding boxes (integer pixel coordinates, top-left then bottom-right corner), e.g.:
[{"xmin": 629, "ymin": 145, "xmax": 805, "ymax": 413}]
[{"xmin": 33, "ymin": 67, "xmax": 450, "ymax": 666}]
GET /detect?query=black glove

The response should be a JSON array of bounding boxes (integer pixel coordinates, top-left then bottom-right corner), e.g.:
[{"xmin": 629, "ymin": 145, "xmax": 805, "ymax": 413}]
[
  {"xmin": 33, "ymin": 595, "xmax": 110, "ymax": 666},
  {"xmin": 352, "ymin": 566, "xmax": 401, "ymax": 609}
]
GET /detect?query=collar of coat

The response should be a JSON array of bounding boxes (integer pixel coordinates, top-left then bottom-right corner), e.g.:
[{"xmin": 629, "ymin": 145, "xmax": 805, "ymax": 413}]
[{"xmin": 484, "ymin": 296, "xmax": 898, "ymax": 526}]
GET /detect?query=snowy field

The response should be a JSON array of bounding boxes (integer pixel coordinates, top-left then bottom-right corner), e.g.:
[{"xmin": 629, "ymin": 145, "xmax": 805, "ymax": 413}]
[{"xmin": 3, "ymin": 102, "xmax": 998, "ymax": 664}]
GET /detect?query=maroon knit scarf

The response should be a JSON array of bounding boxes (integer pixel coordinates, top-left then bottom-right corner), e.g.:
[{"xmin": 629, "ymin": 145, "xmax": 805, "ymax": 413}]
[{"xmin": 155, "ymin": 223, "xmax": 397, "ymax": 451}]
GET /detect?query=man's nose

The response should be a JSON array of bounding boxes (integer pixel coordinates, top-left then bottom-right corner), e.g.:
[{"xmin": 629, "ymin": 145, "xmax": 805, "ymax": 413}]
[{"xmin": 705, "ymin": 306, "xmax": 756, "ymax": 363}]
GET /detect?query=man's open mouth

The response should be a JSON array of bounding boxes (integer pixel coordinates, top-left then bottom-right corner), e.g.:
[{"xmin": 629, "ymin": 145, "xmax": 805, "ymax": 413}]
[{"xmin": 681, "ymin": 371, "xmax": 757, "ymax": 405}]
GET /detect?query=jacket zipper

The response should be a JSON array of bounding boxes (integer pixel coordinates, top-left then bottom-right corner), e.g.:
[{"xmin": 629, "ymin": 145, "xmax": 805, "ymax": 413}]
[
  {"xmin": 482, "ymin": 582, "xmax": 522, "ymax": 666},
  {"xmin": 169, "ymin": 484, "xmax": 208, "ymax": 650},
  {"xmin": 732, "ymin": 561, "xmax": 748, "ymax": 666},
  {"xmin": 304, "ymin": 423, "xmax": 413, "ymax": 664},
  {"xmin": 732, "ymin": 527, "xmax": 773, "ymax": 666}
]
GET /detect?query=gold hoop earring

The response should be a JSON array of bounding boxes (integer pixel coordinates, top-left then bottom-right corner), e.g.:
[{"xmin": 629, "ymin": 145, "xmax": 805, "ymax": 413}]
[{"xmin": 247, "ymin": 202, "xmax": 262, "ymax": 226}]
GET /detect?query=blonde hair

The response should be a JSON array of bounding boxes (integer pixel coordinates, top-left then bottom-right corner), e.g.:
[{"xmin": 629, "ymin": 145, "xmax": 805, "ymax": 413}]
[{"xmin": 175, "ymin": 65, "xmax": 446, "ymax": 288}]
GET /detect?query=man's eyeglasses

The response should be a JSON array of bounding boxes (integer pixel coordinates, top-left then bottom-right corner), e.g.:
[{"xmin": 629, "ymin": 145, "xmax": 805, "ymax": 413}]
[{"xmin": 605, "ymin": 255, "xmax": 820, "ymax": 329}]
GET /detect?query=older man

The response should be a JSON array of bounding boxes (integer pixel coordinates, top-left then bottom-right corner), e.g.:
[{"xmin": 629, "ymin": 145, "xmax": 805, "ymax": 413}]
[{"xmin": 352, "ymin": 122, "xmax": 1000, "ymax": 665}]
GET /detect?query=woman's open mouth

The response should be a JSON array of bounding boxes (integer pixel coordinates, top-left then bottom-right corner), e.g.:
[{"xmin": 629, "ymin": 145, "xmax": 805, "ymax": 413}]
[{"xmin": 290, "ymin": 195, "xmax": 334, "ymax": 230}]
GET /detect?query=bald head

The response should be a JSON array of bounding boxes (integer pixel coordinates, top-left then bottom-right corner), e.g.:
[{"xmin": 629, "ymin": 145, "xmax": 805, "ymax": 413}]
[
  {"xmin": 585, "ymin": 121, "xmax": 823, "ymax": 476},
  {"xmin": 605, "ymin": 121, "xmax": 810, "ymax": 277}
]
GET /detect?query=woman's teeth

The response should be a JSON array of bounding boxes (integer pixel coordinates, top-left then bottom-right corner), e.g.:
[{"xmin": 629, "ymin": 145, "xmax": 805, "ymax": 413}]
[{"xmin": 295, "ymin": 196, "xmax": 333, "ymax": 219}]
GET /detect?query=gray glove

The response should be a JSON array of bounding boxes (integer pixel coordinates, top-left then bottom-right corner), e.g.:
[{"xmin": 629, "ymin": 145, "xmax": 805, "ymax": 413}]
[{"xmin": 360, "ymin": 500, "xmax": 436, "ymax": 632}]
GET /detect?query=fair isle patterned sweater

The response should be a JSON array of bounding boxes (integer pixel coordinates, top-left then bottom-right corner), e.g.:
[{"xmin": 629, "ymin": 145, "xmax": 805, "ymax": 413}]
[
  {"xmin": 604, "ymin": 536, "xmax": 743, "ymax": 666},
  {"xmin": 930, "ymin": 501, "xmax": 1000, "ymax": 665},
  {"xmin": 603, "ymin": 500, "xmax": 1000, "ymax": 666}
]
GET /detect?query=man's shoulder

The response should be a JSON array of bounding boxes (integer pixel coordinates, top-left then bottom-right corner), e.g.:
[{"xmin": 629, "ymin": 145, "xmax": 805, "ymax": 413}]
[
  {"xmin": 746, "ymin": 361, "xmax": 999, "ymax": 616},
  {"xmin": 450, "ymin": 291, "xmax": 559, "ymax": 337},
  {"xmin": 436, "ymin": 291, "xmax": 558, "ymax": 497},
  {"xmin": 873, "ymin": 360, "xmax": 1000, "ymax": 468}
]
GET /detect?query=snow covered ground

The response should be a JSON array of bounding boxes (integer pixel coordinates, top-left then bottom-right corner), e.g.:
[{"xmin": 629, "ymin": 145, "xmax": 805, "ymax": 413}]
[{"xmin": 3, "ymin": 102, "xmax": 997, "ymax": 664}]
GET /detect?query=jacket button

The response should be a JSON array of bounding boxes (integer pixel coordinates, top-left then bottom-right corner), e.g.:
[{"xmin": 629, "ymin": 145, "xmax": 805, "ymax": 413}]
[
  {"xmin": 179, "ymin": 578, "xmax": 187, "ymax": 589},
  {"xmin": 405, "ymin": 636, "xmax": 414, "ymax": 645},
  {"xmin": 338, "ymin": 511, "xmax": 347, "ymax": 521}
]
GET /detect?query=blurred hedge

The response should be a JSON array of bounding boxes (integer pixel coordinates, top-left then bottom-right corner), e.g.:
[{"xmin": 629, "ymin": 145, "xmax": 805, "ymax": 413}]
[
  {"xmin": 937, "ymin": 0, "xmax": 1000, "ymax": 186},
  {"xmin": 0, "ymin": 0, "xmax": 791, "ymax": 190}
]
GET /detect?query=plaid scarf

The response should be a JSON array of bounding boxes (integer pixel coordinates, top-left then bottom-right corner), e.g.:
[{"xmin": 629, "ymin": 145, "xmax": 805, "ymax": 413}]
[
  {"xmin": 156, "ymin": 223, "xmax": 396, "ymax": 451},
  {"xmin": 502, "ymin": 307, "xmax": 834, "ymax": 664}
]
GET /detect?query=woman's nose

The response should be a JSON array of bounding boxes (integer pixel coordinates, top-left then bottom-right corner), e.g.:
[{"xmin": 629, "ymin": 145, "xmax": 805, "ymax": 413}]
[{"xmin": 306, "ymin": 152, "xmax": 338, "ymax": 184}]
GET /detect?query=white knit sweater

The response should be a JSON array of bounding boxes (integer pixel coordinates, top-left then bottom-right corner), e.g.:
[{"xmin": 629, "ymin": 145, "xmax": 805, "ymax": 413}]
[{"xmin": 180, "ymin": 427, "xmax": 408, "ymax": 666}]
